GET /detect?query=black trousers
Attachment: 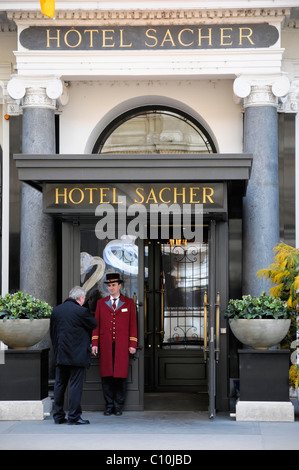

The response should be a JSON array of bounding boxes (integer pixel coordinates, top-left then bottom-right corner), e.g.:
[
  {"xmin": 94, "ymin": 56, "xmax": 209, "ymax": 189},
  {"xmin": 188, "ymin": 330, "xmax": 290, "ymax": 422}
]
[
  {"xmin": 102, "ymin": 342, "xmax": 127, "ymax": 412},
  {"xmin": 53, "ymin": 365, "xmax": 85, "ymax": 422},
  {"xmin": 102, "ymin": 376, "xmax": 127, "ymax": 412}
]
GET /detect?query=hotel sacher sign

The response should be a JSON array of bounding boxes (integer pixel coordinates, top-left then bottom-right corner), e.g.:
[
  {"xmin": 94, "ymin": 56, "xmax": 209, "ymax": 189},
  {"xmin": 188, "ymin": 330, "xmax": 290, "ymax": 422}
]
[{"xmin": 20, "ymin": 24, "xmax": 278, "ymax": 50}]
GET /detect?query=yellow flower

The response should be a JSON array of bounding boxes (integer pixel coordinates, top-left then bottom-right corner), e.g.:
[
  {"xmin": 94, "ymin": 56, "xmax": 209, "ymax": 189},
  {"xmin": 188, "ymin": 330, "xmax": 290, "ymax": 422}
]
[{"xmin": 289, "ymin": 365, "xmax": 299, "ymax": 389}]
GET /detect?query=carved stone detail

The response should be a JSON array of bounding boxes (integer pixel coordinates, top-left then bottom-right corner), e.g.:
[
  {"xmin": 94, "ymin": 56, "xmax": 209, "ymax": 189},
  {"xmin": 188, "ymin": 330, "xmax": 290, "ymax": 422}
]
[
  {"xmin": 244, "ymin": 85, "xmax": 276, "ymax": 107},
  {"xmin": 7, "ymin": 77, "xmax": 68, "ymax": 111},
  {"xmin": 7, "ymin": 8, "xmax": 290, "ymax": 25},
  {"xmin": 278, "ymin": 80, "xmax": 299, "ymax": 113},
  {"xmin": 21, "ymin": 87, "xmax": 56, "ymax": 109},
  {"xmin": 234, "ymin": 75, "xmax": 290, "ymax": 108}
]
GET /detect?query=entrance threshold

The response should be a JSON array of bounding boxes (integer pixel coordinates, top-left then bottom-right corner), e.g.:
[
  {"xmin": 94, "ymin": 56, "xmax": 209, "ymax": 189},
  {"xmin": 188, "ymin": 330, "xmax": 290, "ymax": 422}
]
[{"xmin": 144, "ymin": 392, "xmax": 209, "ymax": 412}]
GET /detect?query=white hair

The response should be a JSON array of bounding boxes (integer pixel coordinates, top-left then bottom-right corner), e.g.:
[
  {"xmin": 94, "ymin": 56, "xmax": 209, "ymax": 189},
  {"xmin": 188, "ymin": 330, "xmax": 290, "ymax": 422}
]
[{"xmin": 69, "ymin": 286, "xmax": 86, "ymax": 300}]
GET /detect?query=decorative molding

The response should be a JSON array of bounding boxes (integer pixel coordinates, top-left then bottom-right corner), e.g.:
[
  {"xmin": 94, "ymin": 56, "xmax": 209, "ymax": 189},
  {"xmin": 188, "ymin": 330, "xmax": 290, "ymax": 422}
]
[
  {"xmin": 7, "ymin": 8, "xmax": 290, "ymax": 26},
  {"xmin": 233, "ymin": 75, "xmax": 290, "ymax": 107},
  {"xmin": 13, "ymin": 49, "xmax": 285, "ymax": 80},
  {"xmin": 243, "ymin": 85, "xmax": 277, "ymax": 107},
  {"xmin": 278, "ymin": 80, "xmax": 299, "ymax": 112},
  {"xmin": 7, "ymin": 76, "xmax": 69, "ymax": 110},
  {"xmin": 21, "ymin": 87, "xmax": 56, "ymax": 110}
]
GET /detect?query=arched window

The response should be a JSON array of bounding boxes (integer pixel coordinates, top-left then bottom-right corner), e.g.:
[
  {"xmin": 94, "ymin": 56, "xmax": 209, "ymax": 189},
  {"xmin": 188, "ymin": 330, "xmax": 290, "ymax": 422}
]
[{"xmin": 93, "ymin": 106, "xmax": 216, "ymax": 154}]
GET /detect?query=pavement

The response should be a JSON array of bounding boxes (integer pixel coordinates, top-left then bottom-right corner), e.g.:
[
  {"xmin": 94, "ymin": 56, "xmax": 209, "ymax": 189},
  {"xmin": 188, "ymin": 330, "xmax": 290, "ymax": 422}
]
[{"xmin": 1, "ymin": 402, "xmax": 299, "ymax": 451}]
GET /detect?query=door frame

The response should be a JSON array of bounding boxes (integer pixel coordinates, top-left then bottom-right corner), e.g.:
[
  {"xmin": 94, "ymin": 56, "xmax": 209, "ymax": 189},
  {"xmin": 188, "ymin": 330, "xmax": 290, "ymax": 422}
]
[
  {"xmin": 144, "ymin": 238, "xmax": 209, "ymax": 394},
  {"xmin": 61, "ymin": 217, "xmax": 229, "ymax": 412},
  {"xmin": 141, "ymin": 220, "xmax": 229, "ymax": 412},
  {"xmin": 62, "ymin": 220, "xmax": 145, "ymax": 411},
  {"xmin": 212, "ymin": 219, "xmax": 229, "ymax": 413}
]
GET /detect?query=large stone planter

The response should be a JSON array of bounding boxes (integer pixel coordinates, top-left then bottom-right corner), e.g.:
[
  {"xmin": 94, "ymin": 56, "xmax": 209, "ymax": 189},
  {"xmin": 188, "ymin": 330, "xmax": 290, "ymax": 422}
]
[
  {"xmin": 229, "ymin": 319, "xmax": 291, "ymax": 350},
  {"xmin": 0, "ymin": 319, "xmax": 50, "ymax": 349}
]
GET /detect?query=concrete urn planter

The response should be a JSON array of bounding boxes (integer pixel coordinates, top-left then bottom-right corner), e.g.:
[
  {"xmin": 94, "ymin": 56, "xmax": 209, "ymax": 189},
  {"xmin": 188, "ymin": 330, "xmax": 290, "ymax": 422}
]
[
  {"xmin": 0, "ymin": 319, "xmax": 50, "ymax": 349},
  {"xmin": 229, "ymin": 318, "xmax": 291, "ymax": 350}
]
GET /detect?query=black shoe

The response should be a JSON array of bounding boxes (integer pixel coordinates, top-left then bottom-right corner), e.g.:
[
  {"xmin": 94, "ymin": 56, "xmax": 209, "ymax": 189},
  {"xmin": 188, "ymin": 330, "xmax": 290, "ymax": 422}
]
[
  {"xmin": 115, "ymin": 410, "xmax": 122, "ymax": 416},
  {"xmin": 54, "ymin": 418, "xmax": 67, "ymax": 424},
  {"xmin": 68, "ymin": 418, "xmax": 90, "ymax": 425},
  {"xmin": 104, "ymin": 410, "xmax": 113, "ymax": 416}
]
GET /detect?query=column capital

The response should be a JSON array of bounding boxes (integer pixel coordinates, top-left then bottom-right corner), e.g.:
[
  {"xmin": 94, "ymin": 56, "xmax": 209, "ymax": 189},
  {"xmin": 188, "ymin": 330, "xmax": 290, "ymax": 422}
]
[
  {"xmin": 233, "ymin": 75, "xmax": 290, "ymax": 108},
  {"xmin": 7, "ymin": 76, "xmax": 69, "ymax": 111},
  {"xmin": 278, "ymin": 80, "xmax": 299, "ymax": 113}
]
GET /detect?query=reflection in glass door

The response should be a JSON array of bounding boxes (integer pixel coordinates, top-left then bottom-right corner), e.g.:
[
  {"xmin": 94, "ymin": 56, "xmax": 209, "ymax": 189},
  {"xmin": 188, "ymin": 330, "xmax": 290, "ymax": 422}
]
[
  {"xmin": 80, "ymin": 233, "xmax": 140, "ymax": 305},
  {"xmin": 78, "ymin": 229, "xmax": 142, "ymax": 410},
  {"xmin": 144, "ymin": 236, "xmax": 209, "ymax": 397}
]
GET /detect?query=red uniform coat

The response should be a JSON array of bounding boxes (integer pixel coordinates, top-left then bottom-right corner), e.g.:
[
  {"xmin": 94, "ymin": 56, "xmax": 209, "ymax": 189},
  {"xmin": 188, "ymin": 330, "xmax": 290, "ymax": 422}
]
[{"xmin": 92, "ymin": 295, "xmax": 138, "ymax": 378}]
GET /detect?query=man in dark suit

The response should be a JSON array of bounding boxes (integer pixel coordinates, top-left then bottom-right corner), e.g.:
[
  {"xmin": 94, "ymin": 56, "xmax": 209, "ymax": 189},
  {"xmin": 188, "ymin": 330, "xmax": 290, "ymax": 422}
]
[
  {"xmin": 92, "ymin": 273, "xmax": 137, "ymax": 415},
  {"xmin": 50, "ymin": 286, "xmax": 97, "ymax": 425}
]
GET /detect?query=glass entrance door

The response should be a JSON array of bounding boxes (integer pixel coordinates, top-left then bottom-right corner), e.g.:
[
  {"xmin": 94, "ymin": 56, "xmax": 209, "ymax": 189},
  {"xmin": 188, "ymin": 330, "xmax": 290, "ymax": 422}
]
[
  {"xmin": 144, "ymin": 233, "xmax": 209, "ymax": 405},
  {"xmin": 62, "ymin": 219, "xmax": 228, "ymax": 412}
]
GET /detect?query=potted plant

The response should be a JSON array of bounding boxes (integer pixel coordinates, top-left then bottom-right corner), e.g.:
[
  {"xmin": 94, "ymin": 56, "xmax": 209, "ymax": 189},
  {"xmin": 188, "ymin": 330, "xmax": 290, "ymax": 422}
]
[
  {"xmin": 257, "ymin": 243, "xmax": 299, "ymax": 350},
  {"xmin": 257, "ymin": 243, "xmax": 299, "ymax": 310},
  {"xmin": 224, "ymin": 292, "xmax": 292, "ymax": 349},
  {"xmin": 0, "ymin": 291, "xmax": 52, "ymax": 349}
]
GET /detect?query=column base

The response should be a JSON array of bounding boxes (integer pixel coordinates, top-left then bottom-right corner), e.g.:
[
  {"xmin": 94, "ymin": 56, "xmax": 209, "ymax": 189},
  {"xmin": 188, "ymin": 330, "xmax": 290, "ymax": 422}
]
[
  {"xmin": 0, "ymin": 397, "xmax": 52, "ymax": 420},
  {"xmin": 235, "ymin": 400, "xmax": 294, "ymax": 422}
]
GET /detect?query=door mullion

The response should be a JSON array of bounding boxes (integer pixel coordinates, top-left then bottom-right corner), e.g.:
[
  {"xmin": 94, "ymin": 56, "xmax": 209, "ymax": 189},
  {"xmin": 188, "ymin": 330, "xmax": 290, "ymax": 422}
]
[{"xmin": 208, "ymin": 220, "xmax": 216, "ymax": 418}]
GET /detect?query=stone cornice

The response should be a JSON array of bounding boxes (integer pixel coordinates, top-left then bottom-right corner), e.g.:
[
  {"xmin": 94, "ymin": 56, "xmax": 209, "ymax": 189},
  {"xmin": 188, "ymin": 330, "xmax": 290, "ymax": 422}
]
[{"xmin": 7, "ymin": 8, "xmax": 290, "ymax": 26}]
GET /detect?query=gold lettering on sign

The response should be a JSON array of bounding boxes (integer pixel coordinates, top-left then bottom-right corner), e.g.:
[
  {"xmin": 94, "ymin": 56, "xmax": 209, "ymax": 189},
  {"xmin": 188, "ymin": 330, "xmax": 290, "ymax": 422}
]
[
  {"xmin": 39, "ymin": 25, "xmax": 273, "ymax": 50},
  {"xmin": 84, "ymin": 29, "xmax": 99, "ymax": 48},
  {"xmin": 145, "ymin": 29, "xmax": 158, "ymax": 47},
  {"xmin": 220, "ymin": 28, "xmax": 233, "ymax": 46},
  {"xmin": 198, "ymin": 28, "xmax": 212, "ymax": 46},
  {"xmin": 174, "ymin": 187, "xmax": 186, "ymax": 204},
  {"xmin": 161, "ymin": 29, "xmax": 176, "ymax": 47},
  {"xmin": 239, "ymin": 27, "xmax": 254, "ymax": 45},
  {"xmin": 159, "ymin": 187, "xmax": 171, "ymax": 204},
  {"xmin": 99, "ymin": 187, "xmax": 110, "ymax": 203},
  {"xmin": 46, "ymin": 28, "xmax": 61, "ymax": 48},
  {"xmin": 85, "ymin": 187, "xmax": 97, "ymax": 204},
  {"xmin": 52, "ymin": 185, "xmax": 217, "ymax": 207},
  {"xmin": 203, "ymin": 187, "xmax": 215, "ymax": 203},
  {"xmin": 64, "ymin": 28, "xmax": 82, "ymax": 48},
  {"xmin": 119, "ymin": 29, "xmax": 132, "ymax": 47},
  {"xmin": 69, "ymin": 188, "xmax": 84, "ymax": 204},
  {"xmin": 102, "ymin": 30, "xmax": 115, "ymax": 47},
  {"xmin": 112, "ymin": 187, "xmax": 122, "ymax": 203},
  {"xmin": 178, "ymin": 29, "xmax": 194, "ymax": 47},
  {"xmin": 135, "ymin": 187, "xmax": 145, "ymax": 203},
  {"xmin": 146, "ymin": 188, "xmax": 158, "ymax": 204},
  {"xmin": 189, "ymin": 187, "xmax": 200, "ymax": 204},
  {"xmin": 55, "ymin": 187, "xmax": 67, "ymax": 204}
]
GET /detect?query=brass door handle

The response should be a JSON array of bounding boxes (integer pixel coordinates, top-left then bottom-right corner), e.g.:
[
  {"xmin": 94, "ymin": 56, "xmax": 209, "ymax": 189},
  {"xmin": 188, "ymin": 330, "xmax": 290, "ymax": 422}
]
[
  {"xmin": 155, "ymin": 328, "xmax": 165, "ymax": 337},
  {"xmin": 145, "ymin": 330, "xmax": 153, "ymax": 337}
]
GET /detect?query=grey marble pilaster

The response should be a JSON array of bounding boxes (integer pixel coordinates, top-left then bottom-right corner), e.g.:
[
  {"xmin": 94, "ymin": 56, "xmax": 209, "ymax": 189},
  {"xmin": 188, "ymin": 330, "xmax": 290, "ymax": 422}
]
[
  {"xmin": 20, "ymin": 88, "xmax": 57, "ymax": 308},
  {"xmin": 242, "ymin": 86, "xmax": 279, "ymax": 295}
]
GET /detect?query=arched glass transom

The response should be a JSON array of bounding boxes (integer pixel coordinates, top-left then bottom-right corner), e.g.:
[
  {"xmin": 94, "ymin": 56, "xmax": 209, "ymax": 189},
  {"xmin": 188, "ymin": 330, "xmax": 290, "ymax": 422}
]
[{"xmin": 93, "ymin": 107, "xmax": 216, "ymax": 154}]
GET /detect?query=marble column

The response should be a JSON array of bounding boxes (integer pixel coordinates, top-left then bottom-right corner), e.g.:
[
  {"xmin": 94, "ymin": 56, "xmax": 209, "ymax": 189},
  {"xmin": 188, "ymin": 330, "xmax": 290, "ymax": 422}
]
[
  {"xmin": 234, "ymin": 76, "xmax": 290, "ymax": 296},
  {"xmin": 20, "ymin": 87, "xmax": 57, "ymax": 307}
]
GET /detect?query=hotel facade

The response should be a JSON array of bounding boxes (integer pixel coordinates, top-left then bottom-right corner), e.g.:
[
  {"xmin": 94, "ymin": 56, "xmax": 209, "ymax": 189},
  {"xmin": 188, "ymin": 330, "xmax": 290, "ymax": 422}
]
[{"xmin": 0, "ymin": 0, "xmax": 298, "ymax": 415}]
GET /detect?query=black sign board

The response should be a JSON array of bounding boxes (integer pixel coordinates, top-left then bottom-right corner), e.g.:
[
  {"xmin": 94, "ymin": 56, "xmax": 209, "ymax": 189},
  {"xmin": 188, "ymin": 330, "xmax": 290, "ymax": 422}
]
[
  {"xmin": 20, "ymin": 24, "xmax": 278, "ymax": 50},
  {"xmin": 44, "ymin": 182, "xmax": 226, "ymax": 213}
]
